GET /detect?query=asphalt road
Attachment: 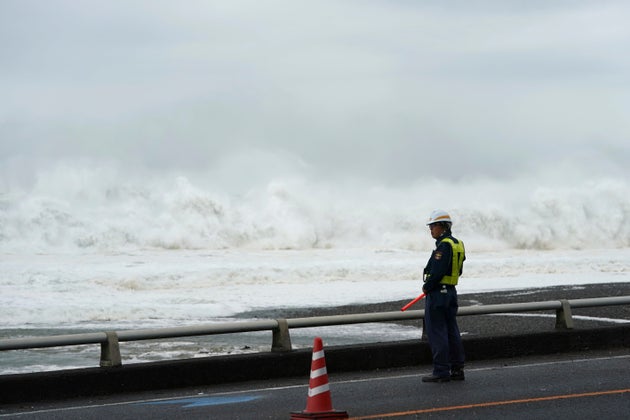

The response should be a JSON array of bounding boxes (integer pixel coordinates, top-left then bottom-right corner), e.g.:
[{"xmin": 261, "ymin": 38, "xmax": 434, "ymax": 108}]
[{"xmin": 2, "ymin": 348, "xmax": 629, "ymax": 419}]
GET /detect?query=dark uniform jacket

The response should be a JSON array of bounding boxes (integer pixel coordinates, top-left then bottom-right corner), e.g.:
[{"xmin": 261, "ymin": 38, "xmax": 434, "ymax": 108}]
[{"xmin": 423, "ymin": 233, "xmax": 465, "ymax": 293}]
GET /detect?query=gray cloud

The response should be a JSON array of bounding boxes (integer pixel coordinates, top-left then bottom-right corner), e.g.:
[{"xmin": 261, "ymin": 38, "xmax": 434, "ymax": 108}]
[{"xmin": 1, "ymin": 0, "xmax": 629, "ymax": 184}]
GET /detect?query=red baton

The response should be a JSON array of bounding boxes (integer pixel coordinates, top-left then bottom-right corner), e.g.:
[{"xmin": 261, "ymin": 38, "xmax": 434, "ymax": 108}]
[{"xmin": 401, "ymin": 293, "xmax": 426, "ymax": 311}]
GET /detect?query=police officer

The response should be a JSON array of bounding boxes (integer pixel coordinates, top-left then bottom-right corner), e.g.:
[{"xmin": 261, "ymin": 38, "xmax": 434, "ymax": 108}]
[{"xmin": 422, "ymin": 209, "xmax": 466, "ymax": 382}]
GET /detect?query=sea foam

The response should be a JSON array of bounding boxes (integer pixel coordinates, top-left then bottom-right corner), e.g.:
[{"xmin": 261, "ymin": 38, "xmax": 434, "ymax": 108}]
[{"xmin": 1, "ymin": 157, "xmax": 628, "ymax": 253}]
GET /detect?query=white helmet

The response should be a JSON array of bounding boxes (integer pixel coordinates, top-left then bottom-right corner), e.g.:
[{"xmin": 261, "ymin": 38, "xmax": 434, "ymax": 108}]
[{"xmin": 426, "ymin": 209, "xmax": 452, "ymax": 225}]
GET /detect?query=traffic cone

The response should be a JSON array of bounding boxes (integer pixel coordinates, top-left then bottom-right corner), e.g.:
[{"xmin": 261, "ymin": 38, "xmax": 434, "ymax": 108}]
[{"xmin": 291, "ymin": 337, "xmax": 348, "ymax": 419}]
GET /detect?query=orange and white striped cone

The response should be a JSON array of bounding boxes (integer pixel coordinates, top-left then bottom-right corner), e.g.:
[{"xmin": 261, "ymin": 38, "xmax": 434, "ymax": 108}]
[{"xmin": 290, "ymin": 337, "xmax": 348, "ymax": 419}]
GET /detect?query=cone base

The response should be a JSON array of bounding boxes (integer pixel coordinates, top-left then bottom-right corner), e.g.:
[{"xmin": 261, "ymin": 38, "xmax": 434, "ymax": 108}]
[{"xmin": 290, "ymin": 410, "xmax": 349, "ymax": 419}]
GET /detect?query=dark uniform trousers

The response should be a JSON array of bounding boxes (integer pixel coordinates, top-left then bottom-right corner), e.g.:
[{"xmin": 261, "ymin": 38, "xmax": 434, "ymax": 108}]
[{"xmin": 424, "ymin": 285, "xmax": 465, "ymax": 377}]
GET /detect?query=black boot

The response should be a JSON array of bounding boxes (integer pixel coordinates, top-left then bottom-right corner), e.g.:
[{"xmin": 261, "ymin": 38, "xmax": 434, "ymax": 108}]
[
  {"xmin": 450, "ymin": 368, "xmax": 465, "ymax": 381},
  {"xmin": 422, "ymin": 374, "xmax": 450, "ymax": 383}
]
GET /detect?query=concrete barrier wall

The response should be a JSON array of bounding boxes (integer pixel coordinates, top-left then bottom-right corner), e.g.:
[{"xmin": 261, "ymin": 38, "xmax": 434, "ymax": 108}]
[{"xmin": 1, "ymin": 325, "xmax": 628, "ymax": 404}]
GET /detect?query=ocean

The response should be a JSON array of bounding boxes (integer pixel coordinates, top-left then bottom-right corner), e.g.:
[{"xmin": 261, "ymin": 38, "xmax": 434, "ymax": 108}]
[
  {"xmin": 1, "ymin": 160, "xmax": 629, "ymax": 373},
  {"xmin": 3, "ymin": 0, "xmax": 630, "ymax": 377}
]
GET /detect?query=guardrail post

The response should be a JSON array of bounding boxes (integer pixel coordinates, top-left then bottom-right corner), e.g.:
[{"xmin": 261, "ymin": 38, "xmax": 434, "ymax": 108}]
[
  {"xmin": 555, "ymin": 299, "xmax": 574, "ymax": 329},
  {"xmin": 100, "ymin": 331, "xmax": 122, "ymax": 367},
  {"xmin": 271, "ymin": 319, "xmax": 292, "ymax": 352}
]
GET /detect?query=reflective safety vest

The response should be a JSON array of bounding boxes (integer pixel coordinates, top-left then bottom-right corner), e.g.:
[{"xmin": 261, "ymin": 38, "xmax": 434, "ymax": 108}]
[{"xmin": 439, "ymin": 237, "xmax": 465, "ymax": 285}]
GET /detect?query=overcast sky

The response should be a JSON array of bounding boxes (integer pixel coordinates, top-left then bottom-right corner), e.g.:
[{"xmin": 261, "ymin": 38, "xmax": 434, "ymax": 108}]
[{"xmin": 1, "ymin": 0, "xmax": 629, "ymax": 184}]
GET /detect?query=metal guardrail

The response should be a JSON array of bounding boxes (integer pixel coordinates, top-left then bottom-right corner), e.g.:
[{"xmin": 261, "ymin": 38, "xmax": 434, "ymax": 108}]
[{"xmin": 1, "ymin": 296, "xmax": 629, "ymax": 368}]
